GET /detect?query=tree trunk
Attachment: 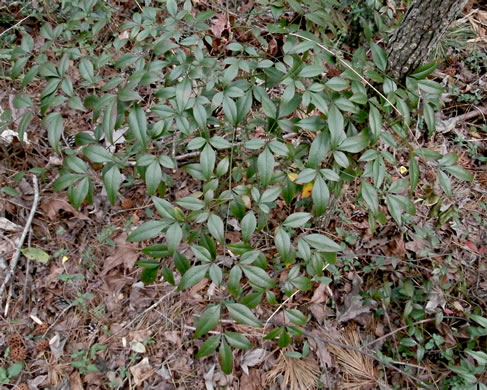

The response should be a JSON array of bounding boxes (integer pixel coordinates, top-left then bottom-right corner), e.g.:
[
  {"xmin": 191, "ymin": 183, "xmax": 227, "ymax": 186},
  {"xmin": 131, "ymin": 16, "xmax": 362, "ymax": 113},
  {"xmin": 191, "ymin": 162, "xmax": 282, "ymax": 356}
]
[{"xmin": 387, "ymin": 0, "xmax": 468, "ymax": 79}]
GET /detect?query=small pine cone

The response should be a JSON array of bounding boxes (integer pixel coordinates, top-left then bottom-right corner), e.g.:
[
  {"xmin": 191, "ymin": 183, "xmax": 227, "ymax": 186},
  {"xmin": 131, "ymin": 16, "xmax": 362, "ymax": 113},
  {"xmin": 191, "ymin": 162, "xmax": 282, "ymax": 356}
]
[
  {"xmin": 34, "ymin": 322, "xmax": 49, "ymax": 335},
  {"xmin": 6, "ymin": 333, "xmax": 24, "ymax": 348},
  {"xmin": 35, "ymin": 338, "xmax": 50, "ymax": 352},
  {"xmin": 16, "ymin": 384, "xmax": 29, "ymax": 390},
  {"xmin": 10, "ymin": 345, "xmax": 28, "ymax": 361}
]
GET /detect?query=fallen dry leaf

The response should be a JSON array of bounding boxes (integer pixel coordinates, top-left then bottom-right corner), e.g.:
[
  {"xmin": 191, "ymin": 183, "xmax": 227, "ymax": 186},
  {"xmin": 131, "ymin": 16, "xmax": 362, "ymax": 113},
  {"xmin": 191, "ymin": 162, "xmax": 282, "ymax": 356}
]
[
  {"xmin": 241, "ymin": 348, "xmax": 266, "ymax": 375},
  {"xmin": 211, "ymin": 13, "xmax": 228, "ymax": 37},
  {"xmin": 310, "ymin": 282, "xmax": 329, "ymax": 304},
  {"xmin": 240, "ymin": 368, "xmax": 262, "ymax": 390},
  {"xmin": 69, "ymin": 371, "xmax": 83, "ymax": 390},
  {"xmin": 130, "ymin": 357, "xmax": 155, "ymax": 386},
  {"xmin": 101, "ymin": 233, "xmax": 139, "ymax": 275},
  {"xmin": 0, "ymin": 217, "xmax": 21, "ymax": 232},
  {"xmin": 40, "ymin": 197, "xmax": 90, "ymax": 221}
]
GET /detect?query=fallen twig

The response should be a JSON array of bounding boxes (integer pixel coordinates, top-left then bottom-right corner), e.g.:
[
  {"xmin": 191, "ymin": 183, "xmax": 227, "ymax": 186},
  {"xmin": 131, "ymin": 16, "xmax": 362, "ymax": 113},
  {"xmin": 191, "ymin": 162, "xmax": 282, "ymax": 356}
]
[
  {"xmin": 1, "ymin": 175, "xmax": 40, "ymax": 313},
  {"xmin": 449, "ymin": 105, "xmax": 487, "ymax": 123}
]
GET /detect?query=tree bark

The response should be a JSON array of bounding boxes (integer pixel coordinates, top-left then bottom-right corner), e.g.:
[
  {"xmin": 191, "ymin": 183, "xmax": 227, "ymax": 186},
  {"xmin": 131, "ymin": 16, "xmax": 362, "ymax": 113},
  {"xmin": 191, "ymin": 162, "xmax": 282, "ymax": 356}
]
[{"xmin": 387, "ymin": 0, "xmax": 468, "ymax": 80}]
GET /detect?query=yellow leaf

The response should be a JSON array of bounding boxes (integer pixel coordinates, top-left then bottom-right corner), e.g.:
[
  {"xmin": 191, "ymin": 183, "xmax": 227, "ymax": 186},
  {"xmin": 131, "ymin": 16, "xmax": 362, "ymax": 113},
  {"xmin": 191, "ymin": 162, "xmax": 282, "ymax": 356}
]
[
  {"xmin": 301, "ymin": 182, "xmax": 313, "ymax": 198},
  {"xmin": 399, "ymin": 166, "xmax": 408, "ymax": 174},
  {"xmin": 62, "ymin": 256, "xmax": 69, "ymax": 264},
  {"xmin": 288, "ymin": 173, "xmax": 298, "ymax": 182}
]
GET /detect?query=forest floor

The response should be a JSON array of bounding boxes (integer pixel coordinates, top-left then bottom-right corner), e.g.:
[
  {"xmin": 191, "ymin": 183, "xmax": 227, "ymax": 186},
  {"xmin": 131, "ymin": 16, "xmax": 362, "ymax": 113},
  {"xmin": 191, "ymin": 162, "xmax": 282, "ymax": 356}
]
[{"xmin": 1, "ymin": 1, "xmax": 487, "ymax": 389}]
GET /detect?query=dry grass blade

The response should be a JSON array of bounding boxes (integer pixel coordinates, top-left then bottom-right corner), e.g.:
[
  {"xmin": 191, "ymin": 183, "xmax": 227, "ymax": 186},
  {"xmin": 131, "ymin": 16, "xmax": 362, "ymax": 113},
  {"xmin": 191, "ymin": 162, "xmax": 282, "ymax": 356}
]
[
  {"xmin": 328, "ymin": 325, "xmax": 378, "ymax": 390},
  {"xmin": 266, "ymin": 349, "xmax": 320, "ymax": 390}
]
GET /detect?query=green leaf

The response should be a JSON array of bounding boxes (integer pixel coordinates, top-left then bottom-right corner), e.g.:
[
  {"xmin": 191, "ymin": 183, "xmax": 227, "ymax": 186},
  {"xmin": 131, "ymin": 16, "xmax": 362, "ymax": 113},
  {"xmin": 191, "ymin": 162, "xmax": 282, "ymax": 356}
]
[
  {"xmin": 127, "ymin": 220, "xmax": 165, "ymax": 242},
  {"xmin": 178, "ymin": 264, "xmax": 210, "ymax": 290},
  {"xmin": 443, "ymin": 165, "xmax": 473, "ymax": 181},
  {"xmin": 141, "ymin": 267, "xmax": 159, "ymax": 284},
  {"xmin": 228, "ymin": 266, "xmax": 242, "ymax": 298},
  {"xmin": 368, "ymin": 105, "xmax": 382, "ymax": 141},
  {"xmin": 241, "ymin": 265, "xmax": 275, "ymax": 288},
  {"xmin": 325, "ymin": 77, "xmax": 348, "ymax": 91},
  {"xmin": 312, "ymin": 175, "xmax": 329, "ymax": 216},
  {"xmin": 370, "ymin": 42, "xmax": 387, "ymax": 72},
  {"xmin": 361, "ymin": 181, "xmax": 379, "ymax": 215},
  {"xmin": 298, "ymin": 64, "xmax": 324, "ymax": 77},
  {"xmin": 275, "ymin": 227, "xmax": 293, "ymax": 263},
  {"xmin": 245, "ymin": 139, "xmax": 266, "ymax": 149},
  {"xmin": 283, "ymin": 212, "xmax": 312, "ymax": 228},
  {"xmin": 146, "ymin": 160, "xmax": 162, "ymax": 195},
  {"xmin": 174, "ymin": 251, "xmax": 191, "ymax": 274},
  {"xmin": 65, "ymin": 155, "xmax": 88, "ymax": 174},
  {"xmin": 258, "ymin": 147, "xmax": 274, "ymax": 187},
  {"xmin": 417, "ymin": 80, "xmax": 444, "ymax": 95},
  {"xmin": 195, "ymin": 335, "xmax": 220, "ymax": 358},
  {"xmin": 142, "ymin": 245, "xmax": 170, "ymax": 258},
  {"xmin": 103, "ymin": 98, "xmax": 117, "ymax": 144},
  {"xmin": 260, "ymin": 186, "xmax": 281, "ymax": 203},
  {"xmin": 166, "ymin": 223, "xmax": 183, "ymax": 253},
  {"xmin": 194, "ymin": 305, "xmax": 221, "ymax": 338},
  {"xmin": 333, "ymin": 151, "xmax": 349, "ymax": 168},
  {"xmin": 278, "ymin": 328, "xmax": 291, "ymax": 347},
  {"xmin": 128, "ymin": 104, "xmax": 147, "ymax": 149},
  {"xmin": 193, "ymin": 103, "xmax": 207, "ymax": 129},
  {"xmin": 209, "ymin": 263, "xmax": 223, "ymax": 285},
  {"xmin": 307, "ymin": 131, "xmax": 331, "ymax": 169},
  {"xmin": 226, "ymin": 302, "xmax": 262, "ymax": 327},
  {"xmin": 410, "ymin": 62, "xmax": 437, "ymax": 80},
  {"xmin": 423, "ymin": 103, "xmax": 435, "ymax": 132},
  {"xmin": 223, "ymin": 95, "xmax": 238, "ymax": 126},
  {"xmin": 241, "ymin": 212, "xmax": 256, "ymax": 242},
  {"xmin": 175, "ymin": 77, "xmax": 191, "ymax": 112},
  {"xmin": 467, "ymin": 351, "xmax": 487, "ymax": 365},
  {"xmin": 415, "ymin": 148, "xmax": 442, "ymax": 161},
  {"xmin": 45, "ymin": 112, "xmax": 64, "ymax": 153},
  {"xmin": 153, "ymin": 197, "xmax": 176, "ymax": 220},
  {"xmin": 302, "ymin": 234, "xmax": 341, "ymax": 252},
  {"xmin": 295, "ymin": 168, "xmax": 316, "ymax": 184},
  {"xmin": 79, "ymin": 58, "xmax": 95, "ymax": 82},
  {"xmin": 338, "ymin": 134, "xmax": 369, "ymax": 153},
  {"xmin": 13, "ymin": 93, "xmax": 33, "ymax": 109},
  {"xmin": 286, "ymin": 309, "xmax": 307, "ymax": 326},
  {"xmin": 83, "ymin": 145, "xmax": 115, "ymax": 164},
  {"xmin": 1, "ymin": 186, "xmax": 20, "ymax": 197},
  {"xmin": 166, "ymin": 0, "xmax": 178, "ymax": 16},
  {"xmin": 409, "ymin": 155, "xmax": 419, "ymax": 194},
  {"xmin": 53, "ymin": 173, "xmax": 84, "ymax": 191},
  {"xmin": 7, "ymin": 362, "xmax": 23, "ymax": 377},
  {"xmin": 175, "ymin": 197, "xmax": 204, "ymax": 210},
  {"xmin": 386, "ymin": 194, "xmax": 403, "ymax": 225},
  {"xmin": 161, "ymin": 266, "xmax": 174, "ymax": 285},
  {"xmin": 438, "ymin": 170, "xmax": 452, "ymax": 198},
  {"xmin": 328, "ymin": 105, "xmax": 345, "ymax": 146},
  {"xmin": 297, "ymin": 116, "xmax": 326, "ymax": 131},
  {"xmin": 236, "ymin": 92, "xmax": 253, "ymax": 124},
  {"xmin": 438, "ymin": 153, "xmax": 458, "ymax": 167},
  {"xmin": 103, "ymin": 166, "xmax": 122, "ymax": 205},
  {"xmin": 190, "ymin": 245, "xmax": 213, "ymax": 262},
  {"xmin": 71, "ymin": 176, "xmax": 89, "ymax": 209},
  {"xmin": 224, "ymin": 332, "xmax": 252, "ymax": 350},
  {"xmin": 21, "ymin": 248, "xmax": 50, "ymax": 264},
  {"xmin": 208, "ymin": 214, "xmax": 224, "ymax": 244},
  {"xmin": 200, "ymin": 143, "xmax": 215, "ymax": 180},
  {"xmin": 118, "ymin": 87, "xmax": 141, "ymax": 101},
  {"xmin": 17, "ymin": 111, "xmax": 33, "ymax": 145},
  {"xmin": 218, "ymin": 339, "xmax": 233, "ymax": 374},
  {"xmin": 40, "ymin": 78, "xmax": 61, "ymax": 98}
]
